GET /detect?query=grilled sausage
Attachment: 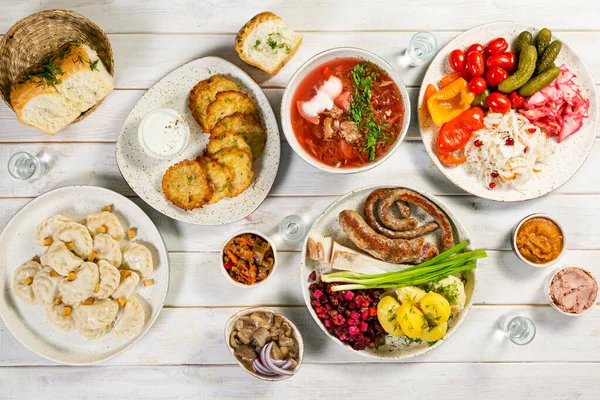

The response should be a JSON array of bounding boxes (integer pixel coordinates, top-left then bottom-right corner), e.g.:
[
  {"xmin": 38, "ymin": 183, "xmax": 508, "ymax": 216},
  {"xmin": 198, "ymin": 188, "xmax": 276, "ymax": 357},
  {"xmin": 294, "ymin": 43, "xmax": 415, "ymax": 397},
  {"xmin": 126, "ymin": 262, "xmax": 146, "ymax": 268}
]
[
  {"xmin": 339, "ymin": 210, "xmax": 439, "ymax": 264},
  {"xmin": 364, "ymin": 189, "xmax": 417, "ymax": 235}
]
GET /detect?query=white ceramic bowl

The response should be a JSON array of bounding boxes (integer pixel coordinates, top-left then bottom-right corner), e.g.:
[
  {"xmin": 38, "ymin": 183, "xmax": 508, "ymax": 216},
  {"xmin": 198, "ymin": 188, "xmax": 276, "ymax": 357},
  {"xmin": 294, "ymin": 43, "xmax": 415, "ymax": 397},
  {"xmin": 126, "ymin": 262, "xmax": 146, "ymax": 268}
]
[
  {"xmin": 545, "ymin": 267, "xmax": 598, "ymax": 316},
  {"xmin": 224, "ymin": 307, "xmax": 304, "ymax": 381},
  {"xmin": 137, "ymin": 108, "xmax": 190, "ymax": 159},
  {"xmin": 220, "ymin": 230, "xmax": 278, "ymax": 288},
  {"xmin": 280, "ymin": 47, "xmax": 411, "ymax": 174},
  {"xmin": 511, "ymin": 213, "xmax": 566, "ymax": 268}
]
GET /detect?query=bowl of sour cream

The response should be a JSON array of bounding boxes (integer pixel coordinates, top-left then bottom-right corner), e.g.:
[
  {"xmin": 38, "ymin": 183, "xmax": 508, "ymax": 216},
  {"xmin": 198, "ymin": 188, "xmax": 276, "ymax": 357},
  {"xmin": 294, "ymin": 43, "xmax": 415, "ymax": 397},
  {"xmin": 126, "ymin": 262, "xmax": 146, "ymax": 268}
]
[{"xmin": 137, "ymin": 108, "xmax": 190, "ymax": 159}]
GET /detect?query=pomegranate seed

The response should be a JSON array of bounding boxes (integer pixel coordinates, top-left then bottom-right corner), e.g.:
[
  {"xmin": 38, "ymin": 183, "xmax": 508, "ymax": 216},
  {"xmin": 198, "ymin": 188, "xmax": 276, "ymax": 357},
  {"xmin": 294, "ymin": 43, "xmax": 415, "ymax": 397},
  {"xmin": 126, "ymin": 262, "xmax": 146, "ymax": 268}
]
[
  {"xmin": 491, "ymin": 172, "xmax": 499, "ymax": 178},
  {"xmin": 474, "ymin": 139, "xmax": 483, "ymax": 147},
  {"xmin": 489, "ymin": 182, "xmax": 496, "ymax": 189},
  {"xmin": 524, "ymin": 147, "xmax": 529, "ymax": 154},
  {"xmin": 527, "ymin": 128, "xmax": 536, "ymax": 133},
  {"xmin": 505, "ymin": 137, "xmax": 514, "ymax": 146}
]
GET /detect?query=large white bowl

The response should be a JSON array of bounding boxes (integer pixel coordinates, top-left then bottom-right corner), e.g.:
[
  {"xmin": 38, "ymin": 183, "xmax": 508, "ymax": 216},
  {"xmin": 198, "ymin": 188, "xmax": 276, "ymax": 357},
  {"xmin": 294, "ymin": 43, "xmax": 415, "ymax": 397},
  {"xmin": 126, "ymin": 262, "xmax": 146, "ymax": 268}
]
[
  {"xmin": 300, "ymin": 185, "xmax": 476, "ymax": 359},
  {"xmin": 280, "ymin": 47, "xmax": 411, "ymax": 174}
]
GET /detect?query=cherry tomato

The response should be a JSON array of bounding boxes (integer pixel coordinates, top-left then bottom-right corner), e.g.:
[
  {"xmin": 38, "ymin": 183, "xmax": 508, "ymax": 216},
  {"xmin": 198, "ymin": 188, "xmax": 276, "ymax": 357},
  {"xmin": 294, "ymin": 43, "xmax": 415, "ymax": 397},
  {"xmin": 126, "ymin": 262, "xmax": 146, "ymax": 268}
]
[
  {"xmin": 505, "ymin": 52, "xmax": 517, "ymax": 71},
  {"xmin": 466, "ymin": 43, "xmax": 484, "ymax": 54},
  {"xmin": 509, "ymin": 91, "xmax": 525, "ymax": 109},
  {"xmin": 466, "ymin": 51, "xmax": 485, "ymax": 77},
  {"xmin": 486, "ymin": 92, "xmax": 511, "ymax": 113},
  {"xmin": 485, "ymin": 38, "xmax": 508, "ymax": 56},
  {"xmin": 485, "ymin": 66, "xmax": 508, "ymax": 86},
  {"xmin": 468, "ymin": 76, "xmax": 487, "ymax": 94},
  {"xmin": 486, "ymin": 54, "xmax": 516, "ymax": 72},
  {"xmin": 448, "ymin": 49, "xmax": 466, "ymax": 72}
]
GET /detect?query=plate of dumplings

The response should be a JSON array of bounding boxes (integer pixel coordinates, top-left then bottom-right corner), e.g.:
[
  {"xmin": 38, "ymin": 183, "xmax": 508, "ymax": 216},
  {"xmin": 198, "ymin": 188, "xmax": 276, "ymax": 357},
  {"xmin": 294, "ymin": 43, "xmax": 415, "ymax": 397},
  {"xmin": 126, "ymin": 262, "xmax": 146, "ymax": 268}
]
[{"xmin": 0, "ymin": 185, "xmax": 169, "ymax": 364}]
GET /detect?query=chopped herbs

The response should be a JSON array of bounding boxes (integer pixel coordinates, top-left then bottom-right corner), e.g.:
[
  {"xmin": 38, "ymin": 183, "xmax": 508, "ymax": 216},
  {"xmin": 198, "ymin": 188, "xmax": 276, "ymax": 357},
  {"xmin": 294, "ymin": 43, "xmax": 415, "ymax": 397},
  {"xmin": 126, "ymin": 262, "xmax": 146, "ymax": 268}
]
[
  {"xmin": 252, "ymin": 39, "xmax": 261, "ymax": 50},
  {"xmin": 19, "ymin": 58, "xmax": 63, "ymax": 87},
  {"xmin": 264, "ymin": 32, "xmax": 291, "ymax": 53},
  {"xmin": 75, "ymin": 55, "xmax": 100, "ymax": 71}
]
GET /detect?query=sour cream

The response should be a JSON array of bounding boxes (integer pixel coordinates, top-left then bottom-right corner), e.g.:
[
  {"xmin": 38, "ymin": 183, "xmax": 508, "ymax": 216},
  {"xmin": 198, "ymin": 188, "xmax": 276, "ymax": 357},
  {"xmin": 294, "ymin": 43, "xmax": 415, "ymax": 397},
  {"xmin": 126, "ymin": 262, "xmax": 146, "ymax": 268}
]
[
  {"xmin": 300, "ymin": 76, "xmax": 343, "ymax": 117},
  {"xmin": 138, "ymin": 108, "xmax": 190, "ymax": 159}
]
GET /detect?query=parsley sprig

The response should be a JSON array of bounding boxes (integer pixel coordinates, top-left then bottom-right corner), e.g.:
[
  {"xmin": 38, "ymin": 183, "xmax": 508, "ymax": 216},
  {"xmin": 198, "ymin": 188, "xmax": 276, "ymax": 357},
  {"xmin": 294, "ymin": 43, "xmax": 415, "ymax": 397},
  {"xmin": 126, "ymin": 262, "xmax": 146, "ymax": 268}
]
[{"xmin": 348, "ymin": 62, "xmax": 389, "ymax": 161}]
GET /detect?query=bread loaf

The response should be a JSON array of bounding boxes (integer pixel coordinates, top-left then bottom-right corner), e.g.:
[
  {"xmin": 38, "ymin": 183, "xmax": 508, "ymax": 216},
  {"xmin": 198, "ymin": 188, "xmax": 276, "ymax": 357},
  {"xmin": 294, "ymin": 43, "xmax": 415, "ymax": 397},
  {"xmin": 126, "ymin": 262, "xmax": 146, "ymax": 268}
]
[
  {"xmin": 10, "ymin": 42, "xmax": 114, "ymax": 135},
  {"xmin": 235, "ymin": 12, "xmax": 302, "ymax": 75}
]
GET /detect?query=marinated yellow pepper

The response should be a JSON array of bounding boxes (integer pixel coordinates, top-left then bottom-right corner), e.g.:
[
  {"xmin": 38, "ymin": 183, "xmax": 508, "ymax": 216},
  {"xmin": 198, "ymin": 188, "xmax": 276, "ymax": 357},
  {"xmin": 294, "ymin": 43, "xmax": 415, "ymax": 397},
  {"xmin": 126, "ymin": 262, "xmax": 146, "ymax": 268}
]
[{"xmin": 427, "ymin": 78, "xmax": 475, "ymax": 126}]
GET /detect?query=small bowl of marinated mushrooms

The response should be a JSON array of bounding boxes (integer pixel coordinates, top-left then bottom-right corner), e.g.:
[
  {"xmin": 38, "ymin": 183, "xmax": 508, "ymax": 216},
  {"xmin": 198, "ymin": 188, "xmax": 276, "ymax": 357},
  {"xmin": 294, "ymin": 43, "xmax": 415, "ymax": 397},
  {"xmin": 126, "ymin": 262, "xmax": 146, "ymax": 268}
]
[{"xmin": 225, "ymin": 307, "xmax": 304, "ymax": 381}]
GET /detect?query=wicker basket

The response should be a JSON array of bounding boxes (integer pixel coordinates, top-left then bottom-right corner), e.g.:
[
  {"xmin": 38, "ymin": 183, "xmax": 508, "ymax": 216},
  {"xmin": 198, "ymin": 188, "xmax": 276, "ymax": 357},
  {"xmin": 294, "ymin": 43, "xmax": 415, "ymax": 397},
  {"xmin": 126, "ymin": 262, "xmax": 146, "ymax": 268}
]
[{"xmin": 0, "ymin": 9, "xmax": 114, "ymax": 124}]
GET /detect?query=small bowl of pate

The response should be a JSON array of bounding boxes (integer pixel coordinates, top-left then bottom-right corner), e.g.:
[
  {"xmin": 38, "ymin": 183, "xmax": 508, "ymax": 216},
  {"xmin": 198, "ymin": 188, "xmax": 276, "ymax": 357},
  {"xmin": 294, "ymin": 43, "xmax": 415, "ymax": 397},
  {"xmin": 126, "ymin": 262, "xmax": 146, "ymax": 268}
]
[
  {"xmin": 546, "ymin": 267, "xmax": 598, "ymax": 316},
  {"xmin": 138, "ymin": 108, "xmax": 190, "ymax": 159}
]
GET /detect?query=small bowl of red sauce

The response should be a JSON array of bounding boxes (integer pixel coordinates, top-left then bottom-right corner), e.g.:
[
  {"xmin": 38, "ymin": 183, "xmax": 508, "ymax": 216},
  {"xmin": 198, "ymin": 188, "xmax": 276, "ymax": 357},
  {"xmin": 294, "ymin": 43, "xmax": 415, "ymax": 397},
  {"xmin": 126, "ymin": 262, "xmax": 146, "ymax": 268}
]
[
  {"xmin": 512, "ymin": 213, "xmax": 566, "ymax": 268},
  {"xmin": 220, "ymin": 231, "xmax": 278, "ymax": 288},
  {"xmin": 281, "ymin": 47, "xmax": 410, "ymax": 174}
]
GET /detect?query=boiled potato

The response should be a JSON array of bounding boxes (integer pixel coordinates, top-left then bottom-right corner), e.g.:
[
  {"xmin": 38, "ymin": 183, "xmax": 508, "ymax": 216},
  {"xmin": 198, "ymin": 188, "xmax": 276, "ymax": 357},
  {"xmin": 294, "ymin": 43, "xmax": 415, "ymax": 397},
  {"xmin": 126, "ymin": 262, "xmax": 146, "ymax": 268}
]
[
  {"xmin": 431, "ymin": 275, "xmax": 466, "ymax": 312},
  {"xmin": 418, "ymin": 292, "xmax": 451, "ymax": 325},
  {"xmin": 376, "ymin": 296, "xmax": 404, "ymax": 337},
  {"xmin": 420, "ymin": 322, "xmax": 448, "ymax": 342},
  {"xmin": 397, "ymin": 303, "xmax": 427, "ymax": 339},
  {"xmin": 396, "ymin": 286, "xmax": 427, "ymax": 305}
]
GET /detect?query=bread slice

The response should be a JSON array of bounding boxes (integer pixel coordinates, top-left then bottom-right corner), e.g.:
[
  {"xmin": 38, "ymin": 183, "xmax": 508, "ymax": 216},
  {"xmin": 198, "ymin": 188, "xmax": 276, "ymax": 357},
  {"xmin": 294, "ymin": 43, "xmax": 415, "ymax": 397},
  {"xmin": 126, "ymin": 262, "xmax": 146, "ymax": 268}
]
[
  {"xmin": 235, "ymin": 12, "xmax": 302, "ymax": 75},
  {"xmin": 10, "ymin": 42, "xmax": 114, "ymax": 135}
]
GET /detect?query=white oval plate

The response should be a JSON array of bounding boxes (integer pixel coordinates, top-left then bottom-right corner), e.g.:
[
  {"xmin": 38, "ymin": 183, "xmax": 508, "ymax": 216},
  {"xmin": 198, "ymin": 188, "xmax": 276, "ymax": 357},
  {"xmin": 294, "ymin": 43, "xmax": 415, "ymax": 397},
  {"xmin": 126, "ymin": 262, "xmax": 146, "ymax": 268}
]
[
  {"xmin": 300, "ymin": 185, "xmax": 476, "ymax": 359},
  {"xmin": 0, "ymin": 186, "xmax": 169, "ymax": 365},
  {"xmin": 116, "ymin": 56, "xmax": 280, "ymax": 225},
  {"xmin": 419, "ymin": 22, "xmax": 598, "ymax": 202}
]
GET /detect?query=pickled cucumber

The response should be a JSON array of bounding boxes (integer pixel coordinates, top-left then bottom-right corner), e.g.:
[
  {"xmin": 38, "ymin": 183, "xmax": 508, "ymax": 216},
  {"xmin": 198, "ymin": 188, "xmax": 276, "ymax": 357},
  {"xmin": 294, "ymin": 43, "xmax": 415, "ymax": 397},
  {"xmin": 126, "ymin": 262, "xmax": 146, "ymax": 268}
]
[
  {"xmin": 518, "ymin": 66, "xmax": 560, "ymax": 97},
  {"xmin": 471, "ymin": 88, "xmax": 490, "ymax": 109},
  {"xmin": 536, "ymin": 40, "xmax": 562, "ymax": 73},
  {"xmin": 498, "ymin": 45, "xmax": 538, "ymax": 93},
  {"xmin": 535, "ymin": 28, "xmax": 552, "ymax": 55},
  {"xmin": 515, "ymin": 31, "xmax": 533, "ymax": 55}
]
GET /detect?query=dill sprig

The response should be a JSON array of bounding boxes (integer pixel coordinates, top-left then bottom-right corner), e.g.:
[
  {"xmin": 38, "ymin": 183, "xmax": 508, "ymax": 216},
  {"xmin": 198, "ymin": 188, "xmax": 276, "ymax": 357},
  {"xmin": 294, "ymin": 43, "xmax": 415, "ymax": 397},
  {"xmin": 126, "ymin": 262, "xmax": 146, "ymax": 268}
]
[{"xmin": 19, "ymin": 58, "xmax": 64, "ymax": 87}]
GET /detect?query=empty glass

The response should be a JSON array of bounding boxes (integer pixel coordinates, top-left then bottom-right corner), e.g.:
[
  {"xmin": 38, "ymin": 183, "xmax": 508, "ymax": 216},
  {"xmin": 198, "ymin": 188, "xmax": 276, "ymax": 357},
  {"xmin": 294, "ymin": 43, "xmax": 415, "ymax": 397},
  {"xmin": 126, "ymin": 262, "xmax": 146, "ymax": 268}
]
[
  {"xmin": 7, "ymin": 151, "xmax": 48, "ymax": 181},
  {"xmin": 278, "ymin": 215, "xmax": 306, "ymax": 244},
  {"xmin": 497, "ymin": 314, "xmax": 536, "ymax": 345}
]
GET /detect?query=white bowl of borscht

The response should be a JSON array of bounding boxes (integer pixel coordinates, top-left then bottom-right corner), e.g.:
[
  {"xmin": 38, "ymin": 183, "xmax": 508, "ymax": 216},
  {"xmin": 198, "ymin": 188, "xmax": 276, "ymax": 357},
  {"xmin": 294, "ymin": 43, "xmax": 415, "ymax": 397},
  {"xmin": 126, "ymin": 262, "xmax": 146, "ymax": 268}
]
[{"xmin": 281, "ymin": 47, "xmax": 410, "ymax": 174}]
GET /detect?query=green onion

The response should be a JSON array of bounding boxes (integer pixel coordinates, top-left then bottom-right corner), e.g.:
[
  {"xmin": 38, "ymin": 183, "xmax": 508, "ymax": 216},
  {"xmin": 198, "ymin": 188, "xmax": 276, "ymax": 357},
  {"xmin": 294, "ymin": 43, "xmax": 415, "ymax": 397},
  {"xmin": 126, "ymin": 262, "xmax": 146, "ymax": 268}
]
[{"xmin": 320, "ymin": 240, "xmax": 486, "ymax": 292}]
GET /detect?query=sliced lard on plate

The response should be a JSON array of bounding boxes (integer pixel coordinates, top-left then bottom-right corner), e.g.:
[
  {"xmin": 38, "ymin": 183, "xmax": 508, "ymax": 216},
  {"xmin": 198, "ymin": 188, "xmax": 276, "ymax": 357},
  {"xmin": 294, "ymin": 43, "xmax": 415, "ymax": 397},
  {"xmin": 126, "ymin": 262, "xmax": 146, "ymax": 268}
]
[
  {"xmin": 306, "ymin": 235, "xmax": 334, "ymax": 264},
  {"xmin": 329, "ymin": 241, "xmax": 406, "ymax": 274}
]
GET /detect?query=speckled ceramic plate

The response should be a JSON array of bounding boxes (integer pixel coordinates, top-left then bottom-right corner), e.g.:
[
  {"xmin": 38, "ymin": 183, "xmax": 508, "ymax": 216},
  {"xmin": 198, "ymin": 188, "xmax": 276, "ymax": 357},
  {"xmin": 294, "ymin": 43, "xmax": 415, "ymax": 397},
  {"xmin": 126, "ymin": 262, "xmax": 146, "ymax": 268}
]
[
  {"xmin": 116, "ymin": 56, "xmax": 280, "ymax": 225},
  {"xmin": 419, "ymin": 22, "xmax": 598, "ymax": 202},
  {"xmin": 300, "ymin": 185, "xmax": 476, "ymax": 359},
  {"xmin": 0, "ymin": 186, "xmax": 169, "ymax": 365}
]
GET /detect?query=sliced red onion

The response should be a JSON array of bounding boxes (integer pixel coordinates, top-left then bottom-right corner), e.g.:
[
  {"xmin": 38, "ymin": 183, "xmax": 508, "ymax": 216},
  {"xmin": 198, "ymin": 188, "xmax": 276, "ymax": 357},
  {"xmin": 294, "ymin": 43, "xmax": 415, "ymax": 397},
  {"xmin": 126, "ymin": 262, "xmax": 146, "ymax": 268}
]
[
  {"xmin": 272, "ymin": 359, "xmax": 288, "ymax": 367},
  {"xmin": 261, "ymin": 343, "xmax": 294, "ymax": 376},
  {"xmin": 252, "ymin": 359, "xmax": 278, "ymax": 376},
  {"xmin": 280, "ymin": 360, "xmax": 293, "ymax": 370}
]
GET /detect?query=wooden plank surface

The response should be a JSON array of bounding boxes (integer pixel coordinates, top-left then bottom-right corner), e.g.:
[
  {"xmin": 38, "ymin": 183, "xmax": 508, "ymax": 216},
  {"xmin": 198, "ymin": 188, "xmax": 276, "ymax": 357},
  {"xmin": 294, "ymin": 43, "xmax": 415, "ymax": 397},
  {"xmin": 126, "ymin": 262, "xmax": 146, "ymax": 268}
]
[
  {"xmin": 0, "ymin": 363, "xmax": 596, "ymax": 399},
  {"xmin": 1, "ymin": 306, "xmax": 599, "ymax": 366}
]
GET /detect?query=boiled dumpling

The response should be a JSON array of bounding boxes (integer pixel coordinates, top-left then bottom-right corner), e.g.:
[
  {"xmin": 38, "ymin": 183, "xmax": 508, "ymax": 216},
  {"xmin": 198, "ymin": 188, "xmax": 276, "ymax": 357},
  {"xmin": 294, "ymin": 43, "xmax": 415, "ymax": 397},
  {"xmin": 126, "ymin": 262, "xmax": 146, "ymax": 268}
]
[
  {"xmin": 58, "ymin": 262, "xmax": 99, "ymax": 306},
  {"xmin": 45, "ymin": 303, "xmax": 77, "ymax": 331},
  {"xmin": 53, "ymin": 222, "xmax": 93, "ymax": 258},
  {"xmin": 79, "ymin": 324, "xmax": 112, "ymax": 341},
  {"xmin": 85, "ymin": 211, "xmax": 124, "ymax": 240},
  {"xmin": 36, "ymin": 214, "xmax": 71, "ymax": 246},
  {"xmin": 13, "ymin": 260, "xmax": 42, "ymax": 304},
  {"xmin": 41, "ymin": 241, "xmax": 83, "ymax": 276},
  {"xmin": 93, "ymin": 233, "xmax": 122, "ymax": 267},
  {"xmin": 73, "ymin": 298, "xmax": 118, "ymax": 330},
  {"xmin": 95, "ymin": 260, "xmax": 120, "ymax": 300},
  {"xmin": 112, "ymin": 296, "xmax": 145, "ymax": 339},
  {"xmin": 110, "ymin": 270, "xmax": 140, "ymax": 300},
  {"xmin": 32, "ymin": 267, "xmax": 62, "ymax": 304},
  {"xmin": 121, "ymin": 243, "xmax": 153, "ymax": 278}
]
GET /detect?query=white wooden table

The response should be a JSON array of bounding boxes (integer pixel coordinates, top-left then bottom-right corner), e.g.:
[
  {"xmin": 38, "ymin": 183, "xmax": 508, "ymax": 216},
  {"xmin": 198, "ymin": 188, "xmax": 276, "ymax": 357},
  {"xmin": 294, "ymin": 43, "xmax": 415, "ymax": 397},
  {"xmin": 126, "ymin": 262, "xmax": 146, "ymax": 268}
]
[{"xmin": 1, "ymin": 1, "xmax": 600, "ymax": 398}]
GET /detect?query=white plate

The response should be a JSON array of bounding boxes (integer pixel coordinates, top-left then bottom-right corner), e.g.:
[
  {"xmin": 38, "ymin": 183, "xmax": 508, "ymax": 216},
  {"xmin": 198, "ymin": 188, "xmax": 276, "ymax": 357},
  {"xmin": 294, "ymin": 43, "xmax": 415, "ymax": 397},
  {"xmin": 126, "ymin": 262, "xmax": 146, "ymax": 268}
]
[
  {"xmin": 116, "ymin": 56, "xmax": 280, "ymax": 225},
  {"xmin": 419, "ymin": 22, "xmax": 599, "ymax": 202},
  {"xmin": 0, "ymin": 186, "xmax": 169, "ymax": 365},
  {"xmin": 300, "ymin": 185, "xmax": 476, "ymax": 359}
]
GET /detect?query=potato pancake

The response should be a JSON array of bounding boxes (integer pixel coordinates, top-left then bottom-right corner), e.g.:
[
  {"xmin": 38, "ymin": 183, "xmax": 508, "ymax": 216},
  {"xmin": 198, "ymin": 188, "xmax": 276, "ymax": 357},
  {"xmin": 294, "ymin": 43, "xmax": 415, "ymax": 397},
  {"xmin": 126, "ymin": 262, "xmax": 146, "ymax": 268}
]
[
  {"xmin": 197, "ymin": 156, "xmax": 234, "ymax": 204},
  {"xmin": 162, "ymin": 159, "xmax": 213, "ymax": 210},
  {"xmin": 189, "ymin": 75, "xmax": 238, "ymax": 131},
  {"xmin": 205, "ymin": 91, "xmax": 258, "ymax": 132},
  {"xmin": 210, "ymin": 112, "xmax": 266, "ymax": 159},
  {"xmin": 210, "ymin": 148, "xmax": 253, "ymax": 198},
  {"xmin": 206, "ymin": 133, "xmax": 252, "ymax": 158}
]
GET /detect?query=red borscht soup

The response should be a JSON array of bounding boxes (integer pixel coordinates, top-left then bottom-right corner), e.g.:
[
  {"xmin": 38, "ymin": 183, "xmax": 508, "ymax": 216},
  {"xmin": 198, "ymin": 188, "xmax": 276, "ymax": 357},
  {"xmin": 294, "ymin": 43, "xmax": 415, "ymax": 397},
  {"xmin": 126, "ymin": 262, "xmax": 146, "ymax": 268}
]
[{"xmin": 290, "ymin": 58, "xmax": 404, "ymax": 168}]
